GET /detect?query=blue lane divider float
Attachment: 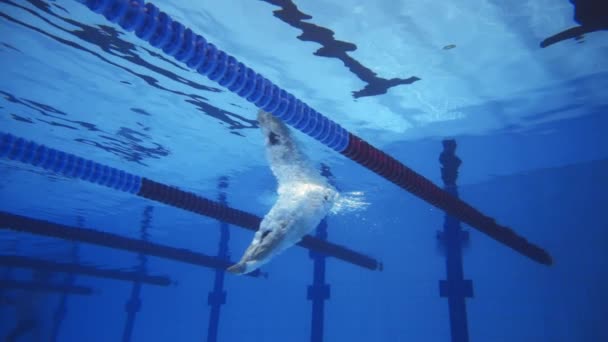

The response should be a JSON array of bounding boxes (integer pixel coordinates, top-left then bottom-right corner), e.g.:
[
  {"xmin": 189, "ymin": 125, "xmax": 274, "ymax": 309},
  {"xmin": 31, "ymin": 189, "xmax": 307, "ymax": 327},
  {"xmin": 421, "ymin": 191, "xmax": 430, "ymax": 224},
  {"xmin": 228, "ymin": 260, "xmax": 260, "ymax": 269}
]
[
  {"xmin": 73, "ymin": 0, "xmax": 552, "ymax": 266},
  {"xmin": 77, "ymin": 0, "xmax": 349, "ymax": 153},
  {"xmin": 0, "ymin": 132, "xmax": 142, "ymax": 194},
  {"xmin": 0, "ymin": 132, "xmax": 381, "ymax": 271}
]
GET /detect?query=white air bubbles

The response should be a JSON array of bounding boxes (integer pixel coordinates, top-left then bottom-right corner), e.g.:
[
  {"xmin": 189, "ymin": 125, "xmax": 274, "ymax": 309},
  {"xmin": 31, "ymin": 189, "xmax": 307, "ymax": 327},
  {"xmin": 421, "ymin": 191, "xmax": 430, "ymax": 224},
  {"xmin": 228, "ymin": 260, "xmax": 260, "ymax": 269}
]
[{"xmin": 330, "ymin": 190, "xmax": 370, "ymax": 215}]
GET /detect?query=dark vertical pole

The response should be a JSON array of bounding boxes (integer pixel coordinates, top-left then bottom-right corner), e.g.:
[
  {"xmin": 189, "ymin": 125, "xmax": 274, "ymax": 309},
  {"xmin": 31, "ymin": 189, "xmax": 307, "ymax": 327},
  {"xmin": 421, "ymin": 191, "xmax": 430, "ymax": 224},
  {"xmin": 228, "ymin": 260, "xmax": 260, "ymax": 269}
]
[
  {"xmin": 122, "ymin": 206, "xmax": 153, "ymax": 342},
  {"xmin": 307, "ymin": 164, "xmax": 333, "ymax": 342},
  {"xmin": 437, "ymin": 140, "xmax": 473, "ymax": 342},
  {"xmin": 50, "ymin": 216, "xmax": 82, "ymax": 342},
  {"xmin": 0, "ymin": 232, "xmax": 18, "ymax": 299},
  {"xmin": 308, "ymin": 219, "xmax": 330, "ymax": 342},
  {"xmin": 206, "ymin": 176, "xmax": 230, "ymax": 342}
]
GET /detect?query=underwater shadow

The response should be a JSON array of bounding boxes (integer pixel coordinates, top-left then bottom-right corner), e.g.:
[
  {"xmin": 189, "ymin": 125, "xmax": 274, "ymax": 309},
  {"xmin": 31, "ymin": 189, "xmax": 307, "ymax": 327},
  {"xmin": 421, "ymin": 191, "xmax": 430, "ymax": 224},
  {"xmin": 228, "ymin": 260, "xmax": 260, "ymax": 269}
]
[
  {"xmin": 261, "ymin": 0, "xmax": 420, "ymax": 98},
  {"xmin": 541, "ymin": 0, "xmax": 608, "ymax": 47}
]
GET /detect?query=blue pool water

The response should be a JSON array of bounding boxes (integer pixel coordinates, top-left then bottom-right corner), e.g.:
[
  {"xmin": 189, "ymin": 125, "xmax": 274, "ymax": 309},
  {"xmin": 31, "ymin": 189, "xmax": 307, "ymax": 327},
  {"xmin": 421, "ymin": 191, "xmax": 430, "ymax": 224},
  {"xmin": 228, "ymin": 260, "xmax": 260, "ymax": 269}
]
[{"xmin": 1, "ymin": 0, "xmax": 607, "ymax": 341}]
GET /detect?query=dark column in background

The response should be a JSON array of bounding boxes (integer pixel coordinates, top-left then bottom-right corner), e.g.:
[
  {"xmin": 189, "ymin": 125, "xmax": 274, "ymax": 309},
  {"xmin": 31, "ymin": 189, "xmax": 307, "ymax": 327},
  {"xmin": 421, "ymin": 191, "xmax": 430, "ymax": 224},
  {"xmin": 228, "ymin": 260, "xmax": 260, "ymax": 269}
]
[
  {"xmin": 206, "ymin": 176, "xmax": 230, "ymax": 342},
  {"xmin": 122, "ymin": 206, "xmax": 153, "ymax": 342},
  {"xmin": 308, "ymin": 218, "xmax": 330, "ymax": 342},
  {"xmin": 0, "ymin": 230, "xmax": 18, "ymax": 304},
  {"xmin": 437, "ymin": 140, "xmax": 473, "ymax": 342},
  {"xmin": 50, "ymin": 216, "xmax": 82, "ymax": 342},
  {"xmin": 308, "ymin": 164, "xmax": 334, "ymax": 342}
]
